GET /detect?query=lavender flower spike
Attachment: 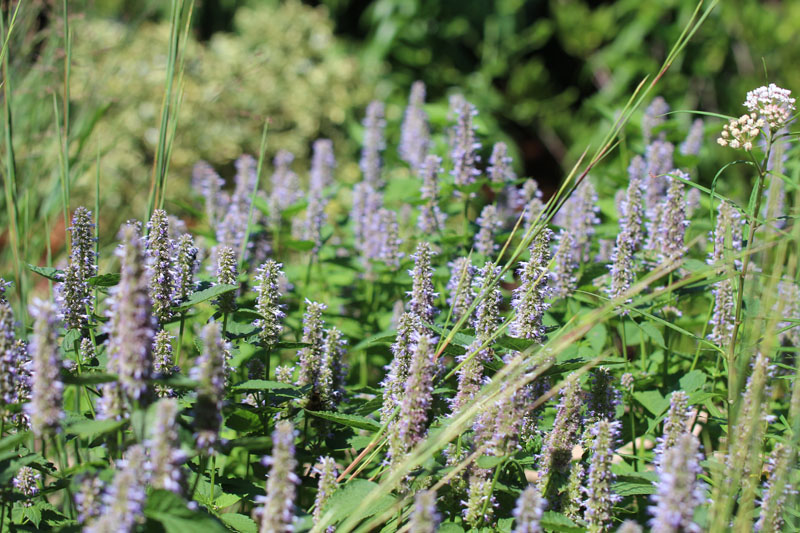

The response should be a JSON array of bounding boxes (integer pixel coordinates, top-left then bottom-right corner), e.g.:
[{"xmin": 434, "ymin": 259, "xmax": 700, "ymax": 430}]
[
  {"xmin": 655, "ymin": 172, "xmax": 689, "ymax": 265},
  {"xmin": 446, "ymin": 257, "xmax": 476, "ymax": 321},
  {"xmin": 146, "ymin": 209, "xmax": 177, "ymax": 322},
  {"xmin": 583, "ymin": 419, "xmax": 622, "ymax": 533},
  {"xmin": 215, "ymin": 245, "xmax": 238, "ymax": 313},
  {"xmin": 147, "ymin": 398, "xmax": 186, "ymax": 494},
  {"xmin": 254, "ymin": 260, "xmax": 286, "ymax": 349},
  {"xmin": 648, "ymin": 432, "xmax": 706, "ymax": 533},
  {"xmin": 550, "ymin": 230, "xmax": 578, "ymax": 299},
  {"xmin": 27, "ymin": 299, "xmax": 63, "ymax": 437},
  {"xmin": 755, "ymin": 443, "xmax": 795, "ymax": 532},
  {"xmin": 474, "ymin": 204, "xmax": 502, "ymax": 256},
  {"xmin": 255, "ymin": 420, "xmax": 299, "ymax": 533},
  {"xmin": 86, "ymin": 445, "xmax": 148, "ymax": 533},
  {"xmin": 538, "ymin": 380, "xmax": 582, "ymax": 496},
  {"xmin": 153, "ymin": 329, "xmax": 179, "ymax": 398},
  {"xmin": 381, "ymin": 312, "xmax": 422, "ymax": 422},
  {"xmin": 680, "ymin": 119, "xmax": 704, "ymax": 156},
  {"xmin": 190, "ymin": 321, "xmax": 231, "ymax": 454},
  {"xmin": 0, "ymin": 295, "xmax": 19, "ymax": 410},
  {"xmin": 56, "ymin": 206, "xmax": 98, "ymax": 329},
  {"xmin": 587, "ymin": 367, "xmax": 621, "ymax": 422},
  {"xmin": 311, "ymin": 138, "xmax": 336, "ymax": 192},
  {"xmin": 408, "ymin": 242, "xmax": 438, "ymax": 323},
  {"xmin": 269, "ymin": 150, "xmax": 302, "ymax": 226},
  {"xmin": 174, "ymin": 233, "xmax": 199, "ymax": 303},
  {"xmin": 312, "ymin": 456, "xmax": 338, "ymax": 532},
  {"xmin": 409, "ymin": 490, "xmax": 440, "ymax": 533},
  {"xmin": 193, "ymin": 161, "xmax": 226, "ymax": 227},
  {"xmin": 13, "ymin": 466, "xmax": 40, "ymax": 503},
  {"xmin": 450, "ymin": 98, "xmax": 482, "ymax": 187},
  {"xmin": 360, "ymin": 101, "xmax": 386, "ymax": 187},
  {"xmin": 296, "ymin": 300, "xmax": 327, "ymax": 387},
  {"xmin": 488, "ymin": 141, "xmax": 516, "ymax": 184},
  {"xmin": 105, "ymin": 222, "xmax": 155, "ymax": 402},
  {"xmin": 654, "ymin": 390, "xmax": 690, "ymax": 467},
  {"xmin": 388, "ymin": 331, "xmax": 436, "ymax": 467},
  {"xmin": 399, "ymin": 81, "xmax": 430, "ymax": 169},
  {"xmin": 642, "ymin": 96, "xmax": 669, "ymax": 143},
  {"xmin": 512, "ymin": 485, "xmax": 546, "ymax": 533},
  {"xmin": 509, "ymin": 229, "xmax": 553, "ymax": 341},
  {"xmin": 417, "ymin": 154, "xmax": 446, "ymax": 233}
]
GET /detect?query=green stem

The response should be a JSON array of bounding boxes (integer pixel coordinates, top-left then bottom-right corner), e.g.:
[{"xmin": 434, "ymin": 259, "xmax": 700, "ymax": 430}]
[
  {"xmin": 209, "ymin": 455, "xmax": 217, "ymax": 504},
  {"xmin": 190, "ymin": 455, "xmax": 209, "ymax": 501},
  {"xmin": 176, "ymin": 312, "xmax": 186, "ymax": 368},
  {"xmin": 726, "ymin": 142, "xmax": 771, "ymax": 422}
]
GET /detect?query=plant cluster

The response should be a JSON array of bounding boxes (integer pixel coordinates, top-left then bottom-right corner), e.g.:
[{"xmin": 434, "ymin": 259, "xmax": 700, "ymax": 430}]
[{"xmin": 1, "ymin": 74, "xmax": 799, "ymax": 533}]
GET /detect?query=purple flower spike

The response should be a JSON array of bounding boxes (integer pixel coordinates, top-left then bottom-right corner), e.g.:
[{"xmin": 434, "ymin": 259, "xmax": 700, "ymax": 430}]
[
  {"xmin": 583, "ymin": 419, "xmax": 621, "ymax": 533},
  {"xmin": 538, "ymin": 380, "xmax": 583, "ymax": 496},
  {"xmin": 381, "ymin": 312, "xmax": 423, "ymax": 422},
  {"xmin": 190, "ymin": 321, "xmax": 231, "ymax": 455},
  {"xmin": 360, "ymin": 101, "xmax": 386, "ymax": 187},
  {"xmin": 269, "ymin": 150, "xmax": 302, "ymax": 226},
  {"xmin": 450, "ymin": 98, "xmax": 482, "ymax": 188},
  {"xmin": 756, "ymin": 443, "xmax": 795, "ymax": 532},
  {"xmin": 254, "ymin": 260, "xmax": 286, "ymax": 349},
  {"xmin": 105, "ymin": 222, "xmax": 155, "ymax": 403},
  {"xmin": 642, "ymin": 96, "xmax": 670, "ymax": 143},
  {"xmin": 410, "ymin": 490, "xmax": 440, "ymax": 533},
  {"xmin": 313, "ymin": 456, "xmax": 339, "ymax": 532},
  {"xmin": 311, "ymin": 139, "xmax": 336, "ymax": 193},
  {"xmin": 174, "ymin": 233, "xmax": 199, "ymax": 304},
  {"xmin": 680, "ymin": 119, "xmax": 704, "ymax": 156},
  {"xmin": 215, "ymin": 246, "xmax": 238, "ymax": 313},
  {"xmin": 512, "ymin": 485, "xmax": 546, "ymax": 533},
  {"xmin": 56, "ymin": 207, "xmax": 98, "ymax": 329},
  {"xmin": 446, "ymin": 257, "xmax": 476, "ymax": 321},
  {"xmin": 417, "ymin": 155, "xmax": 446, "ymax": 233},
  {"xmin": 408, "ymin": 242, "xmax": 438, "ymax": 323},
  {"xmin": 147, "ymin": 398, "xmax": 186, "ymax": 494},
  {"xmin": 488, "ymin": 141, "xmax": 515, "ymax": 184},
  {"xmin": 146, "ymin": 209, "xmax": 177, "ymax": 322},
  {"xmin": 388, "ymin": 331, "xmax": 436, "ymax": 467},
  {"xmin": 648, "ymin": 432, "xmax": 706, "ymax": 533},
  {"xmin": 86, "ymin": 445, "xmax": 148, "ymax": 533},
  {"xmin": 510, "ymin": 229, "xmax": 553, "ymax": 341},
  {"xmin": 474, "ymin": 204, "xmax": 502, "ymax": 256},
  {"xmin": 255, "ymin": 420, "xmax": 299, "ymax": 533},
  {"xmin": 399, "ymin": 81, "xmax": 430, "ymax": 169}
]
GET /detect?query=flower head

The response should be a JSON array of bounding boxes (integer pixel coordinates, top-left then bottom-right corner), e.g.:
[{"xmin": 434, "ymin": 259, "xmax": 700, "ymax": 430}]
[
  {"xmin": 146, "ymin": 209, "xmax": 177, "ymax": 322},
  {"xmin": 147, "ymin": 398, "xmax": 186, "ymax": 494},
  {"xmin": 190, "ymin": 321, "xmax": 231, "ymax": 454},
  {"xmin": 717, "ymin": 113, "xmax": 764, "ymax": 150},
  {"xmin": 87, "ymin": 445, "xmax": 148, "ymax": 533},
  {"xmin": 27, "ymin": 299, "xmax": 63, "ymax": 437},
  {"xmin": 583, "ymin": 419, "xmax": 622, "ymax": 533},
  {"xmin": 474, "ymin": 204, "xmax": 502, "ymax": 256},
  {"xmin": 254, "ymin": 260, "xmax": 286, "ymax": 349},
  {"xmin": 174, "ymin": 233, "xmax": 199, "ymax": 303},
  {"xmin": 744, "ymin": 83, "xmax": 796, "ymax": 130},
  {"xmin": 512, "ymin": 485, "xmax": 546, "ymax": 533},
  {"xmin": 649, "ymin": 432, "xmax": 706, "ymax": 533},
  {"xmin": 56, "ymin": 207, "xmax": 98, "ymax": 328},
  {"xmin": 408, "ymin": 242, "xmax": 438, "ymax": 323},
  {"xmin": 450, "ymin": 98, "xmax": 481, "ymax": 188},
  {"xmin": 312, "ymin": 457, "xmax": 339, "ymax": 532},
  {"xmin": 488, "ymin": 141, "xmax": 515, "ymax": 184},
  {"xmin": 311, "ymin": 138, "xmax": 336, "ymax": 192},
  {"xmin": 215, "ymin": 245, "xmax": 238, "ymax": 313},
  {"xmin": 409, "ymin": 490, "xmax": 440, "ymax": 533},
  {"xmin": 510, "ymin": 229, "xmax": 553, "ymax": 341},
  {"xmin": 360, "ymin": 101, "xmax": 386, "ymax": 187}
]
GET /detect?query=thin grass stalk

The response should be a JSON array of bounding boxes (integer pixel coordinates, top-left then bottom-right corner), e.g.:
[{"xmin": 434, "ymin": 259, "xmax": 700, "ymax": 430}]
[{"xmin": 238, "ymin": 119, "xmax": 270, "ymax": 271}]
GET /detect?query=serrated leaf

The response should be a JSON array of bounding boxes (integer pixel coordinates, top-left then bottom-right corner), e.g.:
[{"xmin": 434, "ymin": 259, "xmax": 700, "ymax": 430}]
[
  {"xmin": 87, "ymin": 273, "xmax": 121, "ymax": 287},
  {"xmin": 27, "ymin": 264, "xmax": 62, "ymax": 281},
  {"xmin": 0, "ymin": 431, "xmax": 30, "ymax": 453},
  {"xmin": 613, "ymin": 480, "xmax": 657, "ymax": 496},
  {"xmin": 175, "ymin": 284, "xmax": 237, "ymax": 312},
  {"xmin": 679, "ymin": 370, "xmax": 706, "ymax": 393},
  {"xmin": 22, "ymin": 505, "xmax": 42, "ymax": 527},
  {"xmin": 214, "ymin": 493, "xmax": 242, "ymax": 508},
  {"xmin": 304, "ymin": 411, "xmax": 380, "ymax": 432},
  {"xmin": 437, "ymin": 523, "xmax": 466, "ymax": 533},
  {"xmin": 220, "ymin": 513, "xmax": 258, "ymax": 533}
]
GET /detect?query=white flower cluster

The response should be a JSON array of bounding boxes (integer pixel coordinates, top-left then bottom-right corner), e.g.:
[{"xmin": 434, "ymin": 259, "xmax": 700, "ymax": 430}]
[
  {"xmin": 717, "ymin": 113, "xmax": 764, "ymax": 150},
  {"xmin": 744, "ymin": 83, "xmax": 796, "ymax": 130}
]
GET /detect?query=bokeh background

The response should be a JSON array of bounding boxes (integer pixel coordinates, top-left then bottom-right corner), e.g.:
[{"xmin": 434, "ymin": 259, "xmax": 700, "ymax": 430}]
[{"xmin": 2, "ymin": 0, "xmax": 799, "ymax": 277}]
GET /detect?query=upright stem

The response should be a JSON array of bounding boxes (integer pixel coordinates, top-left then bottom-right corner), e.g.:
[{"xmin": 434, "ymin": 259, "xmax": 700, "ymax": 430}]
[{"xmin": 726, "ymin": 143, "xmax": 770, "ymax": 417}]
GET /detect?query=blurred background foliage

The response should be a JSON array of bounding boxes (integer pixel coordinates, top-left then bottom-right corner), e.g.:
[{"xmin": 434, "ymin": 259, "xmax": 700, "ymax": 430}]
[{"xmin": 2, "ymin": 0, "xmax": 800, "ymax": 272}]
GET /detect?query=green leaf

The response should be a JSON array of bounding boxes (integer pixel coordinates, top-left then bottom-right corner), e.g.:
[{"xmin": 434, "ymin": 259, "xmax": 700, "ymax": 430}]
[
  {"xmin": 284, "ymin": 239, "xmax": 315, "ymax": 251},
  {"xmin": 540, "ymin": 511, "xmax": 582, "ymax": 532},
  {"xmin": 638, "ymin": 322, "xmax": 665, "ymax": 348},
  {"xmin": 476, "ymin": 455, "xmax": 506, "ymax": 469},
  {"xmin": 62, "ymin": 328, "xmax": 82, "ymax": 352},
  {"xmin": 87, "ymin": 273, "xmax": 121, "ymax": 287},
  {"xmin": 679, "ymin": 370, "xmax": 706, "ymax": 393},
  {"xmin": 634, "ymin": 390, "xmax": 669, "ymax": 416},
  {"xmin": 175, "ymin": 284, "xmax": 237, "ymax": 312},
  {"xmin": 321, "ymin": 479, "xmax": 396, "ymax": 527},
  {"xmin": 62, "ymin": 372, "xmax": 117, "ymax": 385},
  {"xmin": 232, "ymin": 380, "xmax": 302, "ymax": 398},
  {"xmin": 220, "ymin": 513, "xmax": 258, "ymax": 533},
  {"xmin": 586, "ymin": 323, "xmax": 607, "ymax": 353},
  {"xmin": 0, "ymin": 431, "xmax": 30, "ymax": 453},
  {"xmin": 304, "ymin": 411, "xmax": 381, "ymax": 432},
  {"xmin": 22, "ymin": 505, "xmax": 43, "ymax": 527},
  {"xmin": 145, "ymin": 489, "xmax": 228, "ymax": 533},
  {"xmin": 67, "ymin": 418, "xmax": 126, "ymax": 439},
  {"xmin": 275, "ymin": 341, "xmax": 311, "ymax": 350},
  {"xmin": 214, "ymin": 493, "xmax": 242, "ymax": 508},
  {"xmin": 26, "ymin": 264, "xmax": 62, "ymax": 281},
  {"xmin": 613, "ymin": 480, "xmax": 657, "ymax": 496},
  {"xmin": 438, "ymin": 523, "xmax": 466, "ymax": 533}
]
